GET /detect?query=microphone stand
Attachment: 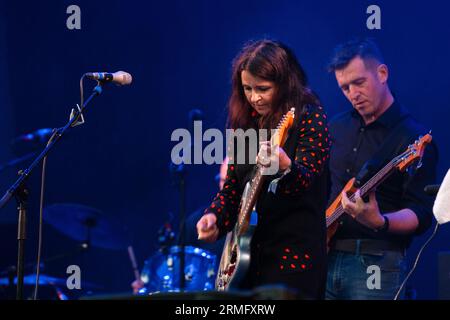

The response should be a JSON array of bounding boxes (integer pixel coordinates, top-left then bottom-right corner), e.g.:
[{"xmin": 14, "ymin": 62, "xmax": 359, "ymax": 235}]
[
  {"xmin": 0, "ymin": 83, "xmax": 103, "ymax": 300},
  {"xmin": 169, "ymin": 109, "xmax": 202, "ymax": 292},
  {"xmin": 179, "ymin": 166, "xmax": 186, "ymax": 292},
  {"xmin": 169, "ymin": 163, "xmax": 187, "ymax": 292}
]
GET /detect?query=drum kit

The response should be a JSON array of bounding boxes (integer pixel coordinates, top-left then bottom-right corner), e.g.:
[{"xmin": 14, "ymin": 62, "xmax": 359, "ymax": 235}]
[
  {"xmin": 1, "ymin": 203, "xmax": 218, "ymax": 299},
  {"xmin": 1, "ymin": 110, "xmax": 218, "ymax": 299},
  {"xmin": 137, "ymin": 245, "xmax": 217, "ymax": 295}
]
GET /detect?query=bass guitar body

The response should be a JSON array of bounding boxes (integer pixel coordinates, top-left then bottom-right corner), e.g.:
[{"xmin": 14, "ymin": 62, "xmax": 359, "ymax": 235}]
[
  {"xmin": 216, "ymin": 182, "xmax": 258, "ymax": 291},
  {"xmin": 325, "ymin": 178, "xmax": 356, "ymax": 250}
]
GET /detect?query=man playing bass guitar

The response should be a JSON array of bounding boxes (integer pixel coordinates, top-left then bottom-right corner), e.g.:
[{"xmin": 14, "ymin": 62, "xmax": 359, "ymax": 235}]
[{"xmin": 325, "ymin": 38, "xmax": 438, "ymax": 300}]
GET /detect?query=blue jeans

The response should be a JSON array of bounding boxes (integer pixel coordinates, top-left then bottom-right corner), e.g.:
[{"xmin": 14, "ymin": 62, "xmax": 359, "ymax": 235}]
[{"xmin": 326, "ymin": 249, "xmax": 407, "ymax": 300}]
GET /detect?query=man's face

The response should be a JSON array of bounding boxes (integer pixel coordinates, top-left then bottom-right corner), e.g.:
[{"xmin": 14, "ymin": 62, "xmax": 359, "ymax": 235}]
[{"xmin": 335, "ymin": 56, "xmax": 388, "ymax": 124}]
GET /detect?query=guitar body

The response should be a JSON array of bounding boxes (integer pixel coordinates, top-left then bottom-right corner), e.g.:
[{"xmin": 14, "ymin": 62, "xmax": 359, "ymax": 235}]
[
  {"xmin": 216, "ymin": 211, "xmax": 257, "ymax": 291},
  {"xmin": 326, "ymin": 178, "xmax": 356, "ymax": 250},
  {"xmin": 216, "ymin": 180, "xmax": 258, "ymax": 291}
]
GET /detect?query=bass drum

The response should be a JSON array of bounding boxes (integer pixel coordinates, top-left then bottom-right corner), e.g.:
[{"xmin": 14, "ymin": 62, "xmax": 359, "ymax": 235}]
[{"xmin": 138, "ymin": 245, "xmax": 217, "ymax": 295}]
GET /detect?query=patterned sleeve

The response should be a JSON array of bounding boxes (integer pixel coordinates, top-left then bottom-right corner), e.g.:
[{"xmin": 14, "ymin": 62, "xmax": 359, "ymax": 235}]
[
  {"xmin": 204, "ymin": 162, "xmax": 242, "ymax": 237},
  {"xmin": 276, "ymin": 105, "xmax": 331, "ymax": 196}
]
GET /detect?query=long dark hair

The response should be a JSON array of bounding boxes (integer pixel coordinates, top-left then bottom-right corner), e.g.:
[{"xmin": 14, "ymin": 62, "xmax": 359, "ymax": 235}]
[{"xmin": 227, "ymin": 39, "xmax": 320, "ymax": 130}]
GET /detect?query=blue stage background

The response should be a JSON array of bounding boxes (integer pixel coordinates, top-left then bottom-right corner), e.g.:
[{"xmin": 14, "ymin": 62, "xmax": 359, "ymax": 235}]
[{"xmin": 0, "ymin": 0, "xmax": 449, "ymax": 299}]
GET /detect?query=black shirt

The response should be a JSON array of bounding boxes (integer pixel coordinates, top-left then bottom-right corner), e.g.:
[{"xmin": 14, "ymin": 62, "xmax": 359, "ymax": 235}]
[{"xmin": 328, "ymin": 101, "xmax": 438, "ymax": 248}]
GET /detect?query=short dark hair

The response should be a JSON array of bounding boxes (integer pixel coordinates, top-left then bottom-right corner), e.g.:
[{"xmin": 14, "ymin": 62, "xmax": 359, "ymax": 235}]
[{"xmin": 327, "ymin": 38, "xmax": 385, "ymax": 72}]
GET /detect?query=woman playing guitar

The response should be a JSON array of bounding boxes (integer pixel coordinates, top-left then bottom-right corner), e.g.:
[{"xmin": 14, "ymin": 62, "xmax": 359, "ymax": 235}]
[{"xmin": 196, "ymin": 40, "xmax": 331, "ymax": 299}]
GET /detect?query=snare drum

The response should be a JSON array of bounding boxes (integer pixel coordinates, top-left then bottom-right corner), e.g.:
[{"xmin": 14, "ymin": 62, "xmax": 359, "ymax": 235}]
[{"xmin": 138, "ymin": 245, "xmax": 217, "ymax": 294}]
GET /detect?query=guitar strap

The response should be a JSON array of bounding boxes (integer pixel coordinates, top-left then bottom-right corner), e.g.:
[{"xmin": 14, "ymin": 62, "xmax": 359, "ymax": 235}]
[{"xmin": 354, "ymin": 113, "xmax": 413, "ymax": 188}]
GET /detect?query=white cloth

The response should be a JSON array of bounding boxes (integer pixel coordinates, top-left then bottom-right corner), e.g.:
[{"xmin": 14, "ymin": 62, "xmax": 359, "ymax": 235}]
[{"xmin": 433, "ymin": 169, "xmax": 450, "ymax": 225}]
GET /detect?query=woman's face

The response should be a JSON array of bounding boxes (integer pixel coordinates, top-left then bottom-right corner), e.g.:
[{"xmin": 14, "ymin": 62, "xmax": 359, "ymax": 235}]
[{"xmin": 241, "ymin": 70, "xmax": 276, "ymax": 116}]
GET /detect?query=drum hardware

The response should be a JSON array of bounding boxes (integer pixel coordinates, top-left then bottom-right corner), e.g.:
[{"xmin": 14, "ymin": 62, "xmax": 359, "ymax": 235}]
[
  {"xmin": 168, "ymin": 108, "xmax": 205, "ymax": 292},
  {"xmin": 43, "ymin": 203, "xmax": 130, "ymax": 250},
  {"xmin": 0, "ymin": 273, "xmax": 100, "ymax": 289}
]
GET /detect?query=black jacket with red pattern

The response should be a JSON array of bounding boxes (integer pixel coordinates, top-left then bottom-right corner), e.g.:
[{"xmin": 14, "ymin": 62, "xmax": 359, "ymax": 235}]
[{"xmin": 205, "ymin": 104, "xmax": 331, "ymax": 299}]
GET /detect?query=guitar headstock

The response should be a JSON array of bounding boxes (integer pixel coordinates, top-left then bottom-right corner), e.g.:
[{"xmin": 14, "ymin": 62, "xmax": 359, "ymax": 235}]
[
  {"xmin": 396, "ymin": 133, "xmax": 432, "ymax": 172},
  {"xmin": 272, "ymin": 108, "xmax": 295, "ymax": 148}
]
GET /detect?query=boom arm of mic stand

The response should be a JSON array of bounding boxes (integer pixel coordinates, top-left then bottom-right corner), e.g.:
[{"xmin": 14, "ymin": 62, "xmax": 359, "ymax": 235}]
[{"xmin": 0, "ymin": 84, "xmax": 103, "ymax": 211}]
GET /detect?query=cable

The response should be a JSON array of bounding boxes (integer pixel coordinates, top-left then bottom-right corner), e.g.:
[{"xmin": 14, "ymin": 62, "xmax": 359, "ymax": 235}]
[
  {"xmin": 71, "ymin": 75, "xmax": 85, "ymax": 126},
  {"xmin": 32, "ymin": 155, "xmax": 47, "ymax": 300},
  {"xmin": 33, "ymin": 75, "xmax": 87, "ymax": 299},
  {"xmin": 393, "ymin": 221, "xmax": 440, "ymax": 300},
  {"xmin": 80, "ymin": 75, "xmax": 85, "ymax": 116},
  {"xmin": 33, "ymin": 130, "xmax": 58, "ymax": 300}
]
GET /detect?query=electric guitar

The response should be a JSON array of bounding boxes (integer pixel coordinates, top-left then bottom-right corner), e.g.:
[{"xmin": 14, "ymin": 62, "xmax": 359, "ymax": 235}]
[
  {"xmin": 215, "ymin": 108, "xmax": 295, "ymax": 291},
  {"xmin": 326, "ymin": 133, "xmax": 432, "ymax": 248}
]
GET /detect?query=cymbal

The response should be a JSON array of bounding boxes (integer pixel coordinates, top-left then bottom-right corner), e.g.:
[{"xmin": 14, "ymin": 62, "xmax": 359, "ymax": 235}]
[
  {"xmin": 0, "ymin": 274, "xmax": 101, "ymax": 289},
  {"xmin": 44, "ymin": 203, "xmax": 130, "ymax": 250}
]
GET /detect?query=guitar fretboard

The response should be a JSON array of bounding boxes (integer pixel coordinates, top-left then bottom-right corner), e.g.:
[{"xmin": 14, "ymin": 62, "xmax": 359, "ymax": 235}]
[
  {"xmin": 235, "ymin": 167, "xmax": 266, "ymax": 235},
  {"xmin": 231, "ymin": 108, "xmax": 295, "ymax": 236}
]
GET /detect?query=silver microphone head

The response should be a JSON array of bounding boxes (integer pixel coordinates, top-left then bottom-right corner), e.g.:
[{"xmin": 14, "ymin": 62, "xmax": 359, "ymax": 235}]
[{"xmin": 113, "ymin": 71, "xmax": 133, "ymax": 86}]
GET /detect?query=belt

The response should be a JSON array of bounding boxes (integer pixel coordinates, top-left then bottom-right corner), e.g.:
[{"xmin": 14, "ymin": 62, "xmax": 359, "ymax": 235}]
[{"xmin": 331, "ymin": 239, "xmax": 405, "ymax": 256}]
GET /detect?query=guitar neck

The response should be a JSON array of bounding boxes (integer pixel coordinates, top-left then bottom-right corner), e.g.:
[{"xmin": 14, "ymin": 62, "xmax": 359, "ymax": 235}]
[
  {"xmin": 326, "ymin": 153, "xmax": 407, "ymax": 227},
  {"xmin": 236, "ymin": 166, "xmax": 267, "ymax": 235},
  {"xmin": 232, "ymin": 108, "xmax": 296, "ymax": 236},
  {"xmin": 359, "ymin": 160, "xmax": 397, "ymax": 198}
]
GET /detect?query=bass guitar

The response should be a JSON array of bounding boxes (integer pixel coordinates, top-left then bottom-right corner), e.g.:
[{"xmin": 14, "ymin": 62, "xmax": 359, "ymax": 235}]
[{"xmin": 326, "ymin": 133, "xmax": 432, "ymax": 248}]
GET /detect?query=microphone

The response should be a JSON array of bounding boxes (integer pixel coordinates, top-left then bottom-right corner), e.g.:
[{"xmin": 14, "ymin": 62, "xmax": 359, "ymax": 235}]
[
  {"xmin": 424, "ymin": 184, "xmax": 440, "ymax": 195},
  {"xmin": 85, "ymin": 71, "xmax": 132, "ymax": 86},
  {"xmin": 12, "ymin": 128, "xmax": 53, "ymax": 145}
]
